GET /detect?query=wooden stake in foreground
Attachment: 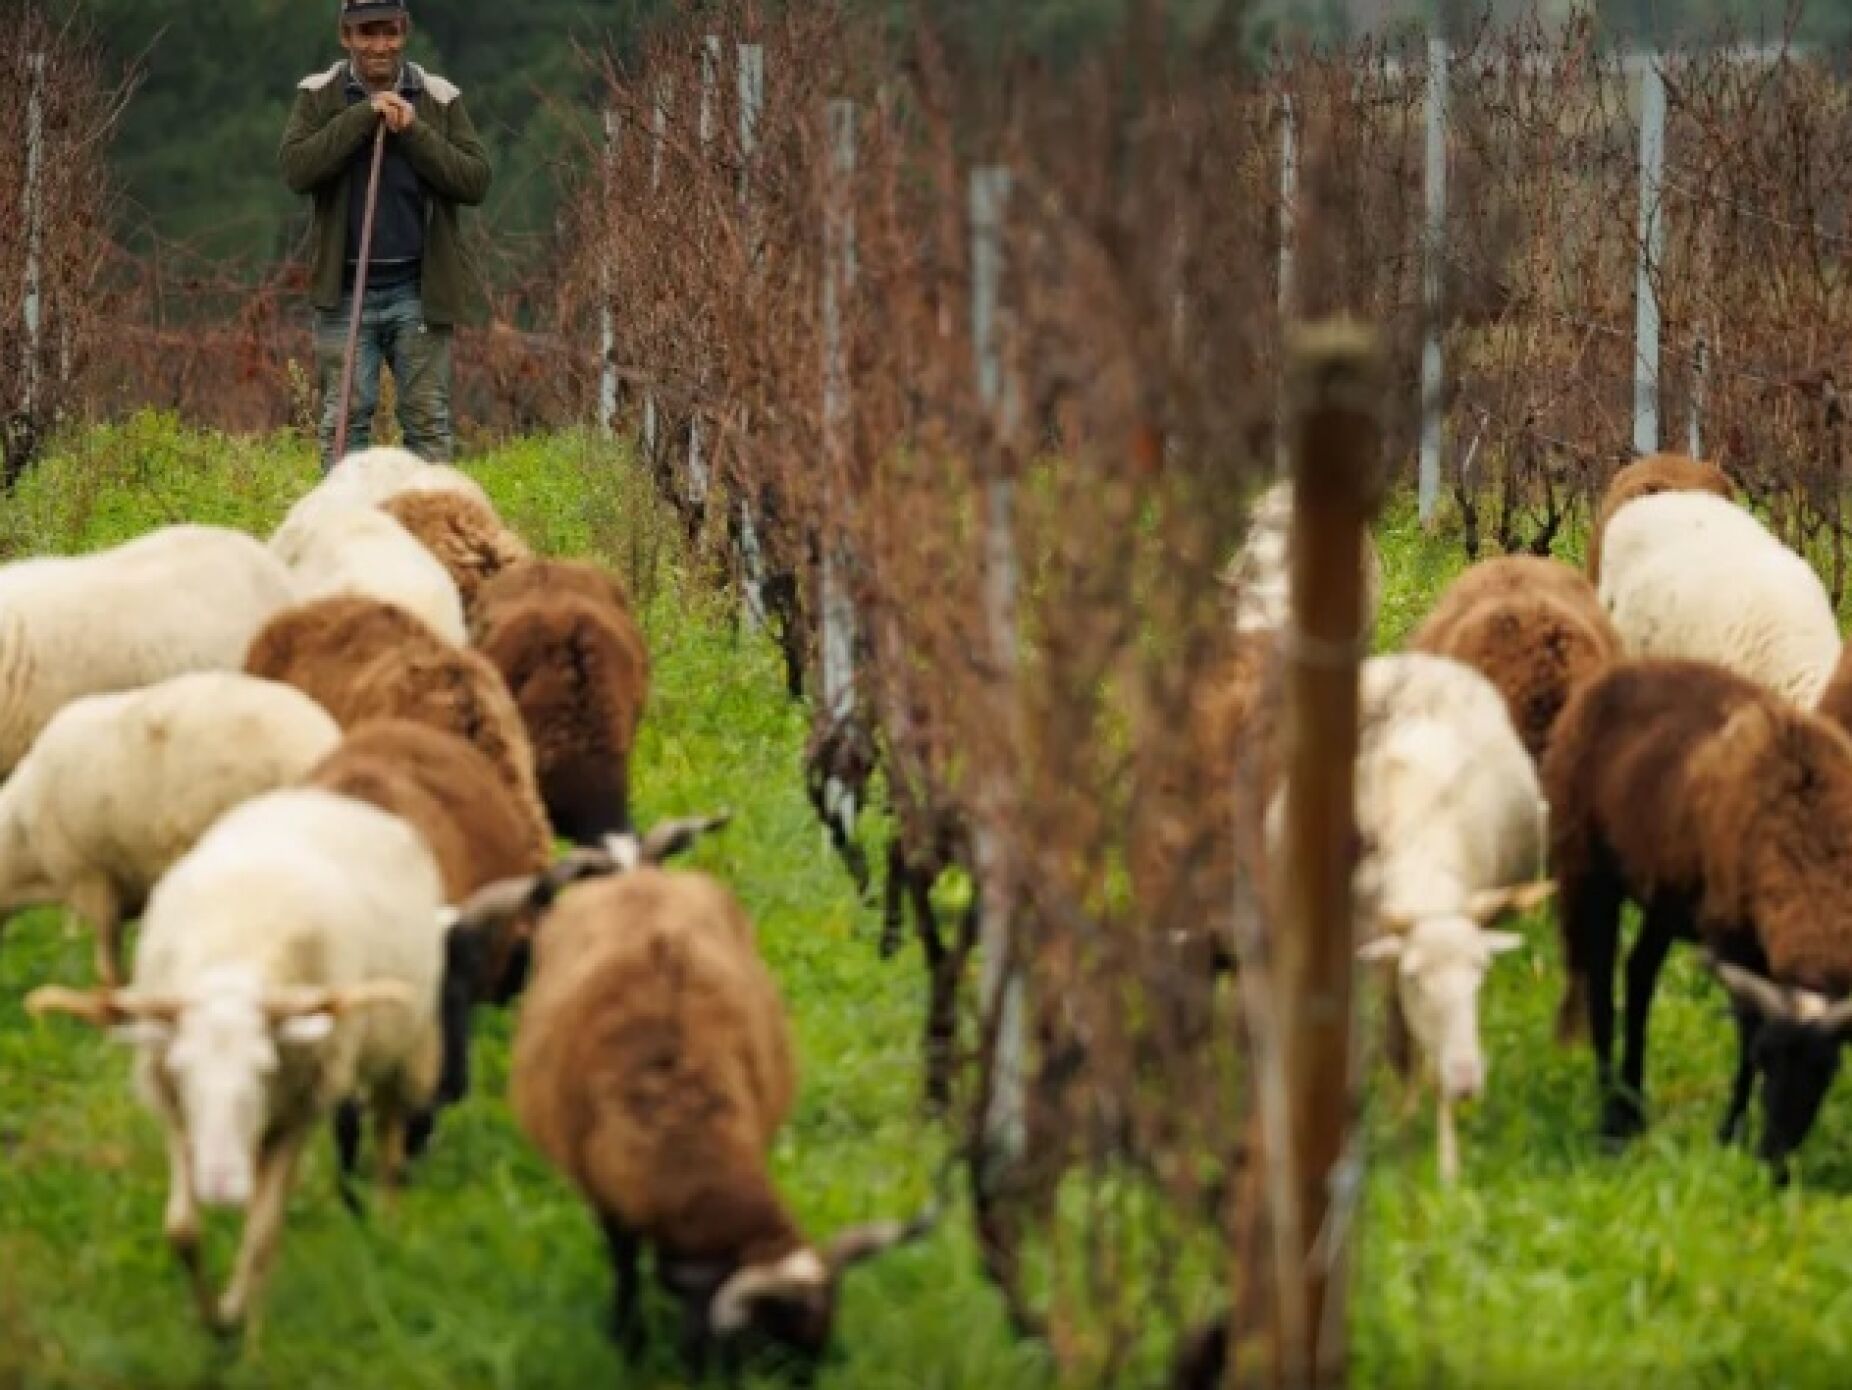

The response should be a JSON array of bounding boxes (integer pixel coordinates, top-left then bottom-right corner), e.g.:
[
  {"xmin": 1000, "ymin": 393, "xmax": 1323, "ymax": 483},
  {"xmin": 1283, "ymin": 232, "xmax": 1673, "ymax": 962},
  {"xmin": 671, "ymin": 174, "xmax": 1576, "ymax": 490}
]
[{"xmin": 1245, "ymin": 321, "xmax": 1386, "ymax": 1389}]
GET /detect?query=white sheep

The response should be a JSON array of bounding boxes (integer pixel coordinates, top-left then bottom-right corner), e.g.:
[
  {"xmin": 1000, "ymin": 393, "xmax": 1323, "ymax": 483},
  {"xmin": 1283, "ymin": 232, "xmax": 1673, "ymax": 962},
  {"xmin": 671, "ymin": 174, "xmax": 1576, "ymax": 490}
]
[
  {"xmin": 270, "ymin": 504, "xmax": 468, "ymax": 645},
  {"xmin": 1271, "ymin": 651, "xmax": 1550, "ymax": 1183},
  {"xmin": 273, "ymin": 445, "xmax": 495, "ymax": 548},
  {"xmin": 1598, "ymin": 490, "xmax": 1841, "ymax": 706},
  {"xmin": 1222, "ymin": 478, "xmax": 1385, "ymax": 634},
  {"xmin": 0, "ymin": 672, "xmax": 342, "ymax": 986},
  {"xmin": 26, "ymin": 787, "xmax": 449, "ymax": 1335},
  {"xmin": 0, "ymin": 524, "xmax": 298, "ymax": 774}
]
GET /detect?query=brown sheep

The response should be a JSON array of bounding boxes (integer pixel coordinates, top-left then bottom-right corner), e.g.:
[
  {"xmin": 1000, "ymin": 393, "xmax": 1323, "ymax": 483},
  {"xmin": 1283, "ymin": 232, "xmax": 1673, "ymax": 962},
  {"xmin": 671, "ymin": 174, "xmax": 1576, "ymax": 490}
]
[
  {"xmin": 378, "ymin": 489, "xmax": 532, "ymax": 615},
  {"xmin": 470, "ymin": 556, "xmax": 636, "ymax": 631},
  {"xmin": 1812, "ymin": 642, "xmax": 1852, "ymax": 736},
  {"xmin": 247, "ymin": 598, "xmax": 553, "ymax": 861},
  {"xmin": 1544, "ymin": 657, "xmax": 1852, "ymax": 1178},
  {"xmin": 1408, "ymin": 555, "xmax": 1621, "ymax": 762},
  {"xmin": 471, "ymin": 559, "xmax": 652, "ymax": 845},
  {"xmin": 1586, "ymin": 452, "xmax": 1734, "ymax": 582},
  {"xmin": 447, "ymin": 824, "xmax": 932, "ymax": 1370}
]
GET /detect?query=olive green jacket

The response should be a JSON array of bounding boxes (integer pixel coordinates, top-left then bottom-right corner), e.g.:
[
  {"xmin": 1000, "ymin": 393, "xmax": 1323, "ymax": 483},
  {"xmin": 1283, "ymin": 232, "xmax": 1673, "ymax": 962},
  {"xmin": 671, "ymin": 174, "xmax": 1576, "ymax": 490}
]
[{"xmin": 278, "ymin": 60, "xmax": 493, "ymax": 328}]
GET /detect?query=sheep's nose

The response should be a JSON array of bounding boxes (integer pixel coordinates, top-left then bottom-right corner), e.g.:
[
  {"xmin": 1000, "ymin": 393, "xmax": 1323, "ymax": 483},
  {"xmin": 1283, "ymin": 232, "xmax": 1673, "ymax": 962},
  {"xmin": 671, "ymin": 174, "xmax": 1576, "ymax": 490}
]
[{"xmin": 1443, "ymin": 1057, "xmax": 1485, "ymax": 1101}]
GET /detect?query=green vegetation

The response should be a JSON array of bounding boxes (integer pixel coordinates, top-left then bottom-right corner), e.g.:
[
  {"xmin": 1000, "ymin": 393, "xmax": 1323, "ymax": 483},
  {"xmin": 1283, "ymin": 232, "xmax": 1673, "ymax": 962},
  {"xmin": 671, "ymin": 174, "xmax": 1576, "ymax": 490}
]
[{"xmin": 7, "ymin": 421, "xmax": 1852, "ymax": 1385}]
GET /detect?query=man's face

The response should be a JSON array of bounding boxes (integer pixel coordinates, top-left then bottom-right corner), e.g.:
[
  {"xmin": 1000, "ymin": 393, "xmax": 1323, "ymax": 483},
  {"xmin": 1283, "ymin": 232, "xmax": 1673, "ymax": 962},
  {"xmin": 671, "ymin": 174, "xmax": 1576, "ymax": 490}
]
[{"xmin": 339, "ymin": 18, "xmax": 409, "ymax": 88}]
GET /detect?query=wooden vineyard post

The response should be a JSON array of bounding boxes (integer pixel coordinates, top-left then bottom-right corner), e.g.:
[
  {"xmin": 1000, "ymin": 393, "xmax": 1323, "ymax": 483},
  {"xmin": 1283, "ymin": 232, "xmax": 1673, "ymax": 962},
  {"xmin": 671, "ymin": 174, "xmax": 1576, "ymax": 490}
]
[{"xmin": 1234, "ymin": 320, "xmax": 1385, "ymax": 1389}]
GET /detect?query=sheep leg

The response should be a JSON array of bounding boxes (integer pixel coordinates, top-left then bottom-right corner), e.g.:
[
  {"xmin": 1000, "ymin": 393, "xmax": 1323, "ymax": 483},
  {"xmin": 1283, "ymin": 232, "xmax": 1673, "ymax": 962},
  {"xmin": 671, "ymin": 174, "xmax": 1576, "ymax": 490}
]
[
  {"xmin": 161, "ymin": 1123, "xmax": 214, "ymax": 1327},
  {"xmin": 1571, "ymin": 879, "xmax": 1626, "ymax": 1141},
  {"xmin": 599, "ymin": 1216, "xmax": 644, "ymax": 1354},
  {"xmin": 332, "ymin": 1100, "xmax": 366, "ymax": 1218},
  {"xmin": 372, "ymin": 1090, "xmax": 410, "ymax": 1204},
  {"xmin": 1436, "ymin": 1087, "xmax": 1459, "ymax": 1185},
  {"xmin": 215, "ymin": 1128, "xmax": 308, "ymax": 1334},
  {"xmin": 69, "ymin": 880, "xmax": 123, "ymax": 988},
  {"xmin": 1718, "ymin": 1006, "xmax": 1762, "ymax": 1146},
  {"xmin": 1610, "ymin": 908, "xmax": 1675, "ymax": 1141}
]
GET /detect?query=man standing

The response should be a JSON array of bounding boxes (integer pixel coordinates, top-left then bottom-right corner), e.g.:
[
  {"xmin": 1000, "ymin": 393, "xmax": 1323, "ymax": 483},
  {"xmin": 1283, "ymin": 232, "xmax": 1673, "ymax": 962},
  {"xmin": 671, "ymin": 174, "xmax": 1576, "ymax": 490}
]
[{"xmin": 279, "ymin": 0, "xmax": 492, "ymax": 470}]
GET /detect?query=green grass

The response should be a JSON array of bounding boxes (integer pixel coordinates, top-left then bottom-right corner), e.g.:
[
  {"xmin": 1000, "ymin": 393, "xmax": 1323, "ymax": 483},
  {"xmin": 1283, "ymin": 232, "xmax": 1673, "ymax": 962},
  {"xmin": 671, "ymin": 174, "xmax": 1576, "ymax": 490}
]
[
  {"xmin": 10, "ymin": 419, "xmax": 1852, "ymax": 1387},
  {"xmin": 0, "ymin": 416, "xmax": 1044, "ymax": 1390}
]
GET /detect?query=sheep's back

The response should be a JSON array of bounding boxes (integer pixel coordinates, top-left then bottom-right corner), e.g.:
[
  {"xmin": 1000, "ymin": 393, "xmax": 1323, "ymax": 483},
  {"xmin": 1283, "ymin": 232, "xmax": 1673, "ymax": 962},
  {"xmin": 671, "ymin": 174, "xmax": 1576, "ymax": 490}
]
[
  {"xmin": 512, "ymin": 872, "xmax": 794, "ymax": 1221},
  {"xmin": 0, "ymin": 526, "xmax": 297, "ymax": 772},
  {"xmin": 1588, "ymin": 453, "xmax": 1734, "ymax": 582},
  {"xmin": 473, "ymin": 593, "xmax": 649, "ymax": 843},
  {"xmin": 379, "ymin": 490, "xmax": 531, "ymax": 614},
  {"xmin": 245, "ymin": 594, "xmax": 452, "ymax": 691},
  {"xmin": 471, "ymin": 557, "xmax": 636, "ymax": 634}
]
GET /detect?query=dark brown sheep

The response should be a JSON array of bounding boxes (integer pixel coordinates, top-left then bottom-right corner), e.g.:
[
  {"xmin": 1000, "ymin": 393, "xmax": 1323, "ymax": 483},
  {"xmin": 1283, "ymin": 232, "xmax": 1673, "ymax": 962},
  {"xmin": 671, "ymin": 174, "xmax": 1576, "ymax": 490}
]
[
  {"xmin": 1812, "ymin": 641, "xmax": 1852, "ymax": 736},
  {"xmin": 378, "ymin": 489, "xmax": 532, "ymax": 614},
  {"xmin": 1543, "ymin": 656, "xmax": 1852, "ymax": 1176},
  {"xmin": 471, "ymin": 560, "xmax": 651, "ymax": 845},
  {"xmin": 447, "ymin": 827, "xmax": 931, "ymax": 1369},
  {"xmin": 247, "ymin": 598, "xmax": 553, "ymax": 861},
  {"xmin": 1408, "ymin": 555, "xmax": 1621, "ymax": 762},
  {"xmin": 1586, "ymin": 452, "xmax": 1734, "ymax": 583}
]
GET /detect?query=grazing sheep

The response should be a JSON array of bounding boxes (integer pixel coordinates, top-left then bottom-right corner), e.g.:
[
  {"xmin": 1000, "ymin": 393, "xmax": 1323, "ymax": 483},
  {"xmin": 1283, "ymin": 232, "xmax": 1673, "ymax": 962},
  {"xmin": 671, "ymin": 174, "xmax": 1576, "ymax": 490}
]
[
  {"xmin": 270, "ymin": 503, "xmax": 468, "ymax": 645},
  {"xmin": 246, "ymin": 598, "xmax": 553, "ymax": 859},
  {"xmin": 1220, "ymin": 478, "xmax": 1384, "ymax": 635},
  {"xmin": 0, "ymin": 672, "xmax": 341, "ymax": 986},
  {"xmin": 1277, "ymin": 652, "xmax": 1550, "ymax": 1183},
  {"xmin": 1545, "ymin": 657, "xmax": 1852, "ymax": 1176},
  {"xmin": 470, "ymin": 580, "xmax": 651, "ymax": 845},
  {"xmin": 1408, "ymin": 554, "xmax": 1621, "ymax": 762},
  {"xmin": 0, "ymin": 524, "xmax": 297, "ymax": 773},
  {"xmin": 1810, "ymin": 642, "xmax": 1852, "ymax": 738},
  {"xmin": 274, "ymin": 445, "xmax": 494, "ymax": 543},
  {"xmin": 445, "ymin": 818, "xmax": 933, "ymax": 1368},
  {"xmin": 26, "ymin": 788, "xmax": 447, "ymax": 1333},
  {"xmin": 1586, "ymin": 451, "xmax": 1733, "ymax": 582},
  {"xmin": 378, "ymin": 489, "xmax": 532, "ymax": 614},
  {"xmin": 305, "ymin": 718, "xmax": 548, "ymax": 1106},
  {"xmin": 1598, "ymin": 490, "xmax": 1841, "ymax": 706},
  {"xmin": 470, "ymin": 556, "xmax": 636, "ymax": 630}
]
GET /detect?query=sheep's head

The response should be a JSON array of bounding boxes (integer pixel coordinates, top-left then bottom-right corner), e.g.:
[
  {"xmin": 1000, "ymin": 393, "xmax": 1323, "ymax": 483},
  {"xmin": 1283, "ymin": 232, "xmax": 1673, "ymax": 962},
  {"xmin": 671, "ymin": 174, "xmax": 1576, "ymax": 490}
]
[
  {"xmin": 27, "ymin": 967, "xmax": 414, "ymax": 1207},
  {"xmin": 1708, "ymin": 957, "xmax": 1852, "ymax": 1173},
  {"xmin": 1358, "ymin": 881, "xmax": 1552, "ymax": 1100},
  {"xmin": 693, "ymin": 1210, "xmax": 938, "ymax": 1363}
]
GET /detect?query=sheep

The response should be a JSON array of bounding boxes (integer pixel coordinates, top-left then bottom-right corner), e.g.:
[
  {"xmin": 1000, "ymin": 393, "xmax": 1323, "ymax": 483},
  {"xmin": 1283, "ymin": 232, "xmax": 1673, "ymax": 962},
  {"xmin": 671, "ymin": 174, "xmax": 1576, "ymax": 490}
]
[
  {"xmin": 1598, "ymin": 491, "xmax": 1841, "ymax": 706},
  {"xmin": 270, "ymin": 503, "xmax": 468, "ymax": 645},
  {"xmin": 377, "ymin": 488, "xmax": 532, "ymax": 615},
  {"xmin": 1408, "ymin": 554, "xmax": 1621, "ymax": 762},
  {"xmin": 1811, "ymin": 641, "xmax": 1852, "ymax": 737},
  {"xmin": 1586, "ymin": 451, "xmax": 1733, "ymax": 583},
  {"xmin": 0, "ymin": 523, "xmax": 297, "ymax": 773},
  {"xmin": 305, "ymin": 718, "xmax": 549, "ymax": 1109},
  {"xmin": 1274, "ymin": 652, "xmax": 1551, "ymax": 1184},
  {"xmin": 470, "ymin": 555, "xmax": 637, "ymax": 628},
  {"xmin": 1545, "ymin": 657, "xmax": 1852, "ymax": 1177},
  {"xmin": 1220, "ymin": 478, "xmax": 1384, "ymax": 635},
  {"xmin": 274, "ymin": 444, "xmax": 494, "ymax": 543},
  {"xmin": 245, "ymin": 597, "xmax": 553, "ymax": 860},
  {"xmin": 25, "ymin": 787, "xmax": 447, "ymax": 1333},
  {"xmin": 469, "ymin": 579, "xmax": 651, "ymax": 845},
  {"xmin": 0, "ymin": 672, "xmax": 342, "ymax": 987},
  {"xmin": 444, "ymin": 816, "xmax": 934, "ymax": 1368}
]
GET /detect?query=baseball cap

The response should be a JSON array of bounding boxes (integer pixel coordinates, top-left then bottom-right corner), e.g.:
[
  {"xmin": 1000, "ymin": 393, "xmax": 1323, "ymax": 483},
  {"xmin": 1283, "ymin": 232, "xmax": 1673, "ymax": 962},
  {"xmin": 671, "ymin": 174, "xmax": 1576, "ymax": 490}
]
[{"xmin": 341, "ymin": 0, "xmax": 410, "ymax": 21}]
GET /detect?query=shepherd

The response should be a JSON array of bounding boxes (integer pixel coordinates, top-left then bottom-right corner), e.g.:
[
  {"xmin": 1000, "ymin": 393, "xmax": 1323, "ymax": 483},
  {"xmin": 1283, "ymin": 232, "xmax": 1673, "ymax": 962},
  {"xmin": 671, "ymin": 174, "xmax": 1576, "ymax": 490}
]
[{"xmin": 279, "ymin": 0, "xmax": 493, "ymax": 472}]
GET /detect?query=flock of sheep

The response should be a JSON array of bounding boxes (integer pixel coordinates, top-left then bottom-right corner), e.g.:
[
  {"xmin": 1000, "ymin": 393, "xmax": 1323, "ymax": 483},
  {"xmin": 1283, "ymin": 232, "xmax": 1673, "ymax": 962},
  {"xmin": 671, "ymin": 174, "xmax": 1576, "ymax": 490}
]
[
  {"xmin": 1218, "ymin": 450, "xmax": 1852, "ymax": 1187},
  {"xmin": 6, "ymin": 447, "xmax": 929, "ymax": 1369}
]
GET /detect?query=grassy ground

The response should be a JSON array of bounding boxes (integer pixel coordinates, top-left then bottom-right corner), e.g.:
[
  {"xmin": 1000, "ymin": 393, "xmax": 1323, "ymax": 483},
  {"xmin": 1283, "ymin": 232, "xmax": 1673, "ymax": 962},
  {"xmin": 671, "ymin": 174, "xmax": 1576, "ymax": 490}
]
[
  {"xmin": 8, "ymin": 422, "xmax": 1852, "ymax": 1387},
  {"xmin": 0, "ymin": 416, "xmax": 1043, "ymax": 1390}
]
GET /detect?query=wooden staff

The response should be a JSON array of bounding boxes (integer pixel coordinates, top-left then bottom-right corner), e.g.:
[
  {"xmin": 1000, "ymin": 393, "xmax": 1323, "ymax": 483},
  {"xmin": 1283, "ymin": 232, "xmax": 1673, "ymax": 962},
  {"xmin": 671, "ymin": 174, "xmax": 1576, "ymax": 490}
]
[{"xmin": 332, "ymin": 119, "xmax": 388, "ymax": 464}]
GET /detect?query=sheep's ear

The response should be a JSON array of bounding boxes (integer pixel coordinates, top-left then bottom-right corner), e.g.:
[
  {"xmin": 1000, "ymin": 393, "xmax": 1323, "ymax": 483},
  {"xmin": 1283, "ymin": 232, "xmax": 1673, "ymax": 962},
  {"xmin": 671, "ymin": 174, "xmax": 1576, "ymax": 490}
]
[
  {"xmin": 1479, "ymin": 929, "xmax": 1526, "ymax": 957},
  {"xmin": 1465, "ymin": 880, "xmax": 1556, "ymax": 924},
  {"xmin": 108, "ymin": 1020, "xmax": 176, "ymax": 1047},
  {"xmin": 1707, "ymin": 956, "xmax": 1796, "ymax": 1022},
  {"xmin": 1816, "ymin": 995, "xmax": 1852, "ymax": 1036},
  {"xmin": 639, "ymin": 811, "xmax": 733, "ymax": 864},
  {"xmin": 1357, "ymin": 936, "xmax": 1405, "ymax": 963}
]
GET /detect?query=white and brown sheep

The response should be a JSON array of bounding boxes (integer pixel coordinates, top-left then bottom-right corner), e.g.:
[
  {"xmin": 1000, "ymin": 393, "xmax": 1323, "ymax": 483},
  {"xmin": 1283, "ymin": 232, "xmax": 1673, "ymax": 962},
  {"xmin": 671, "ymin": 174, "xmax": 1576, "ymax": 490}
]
[
  {"xmin": 269, "ymin": 502, "xmax": 468, "ymax": 645},
  {"xmin": 0, "ymin": 523, "xmax": 298, "ymax": 773},
  {"xmin": 26, "ymin": 788, "xmax": 447, "ymax": 1333},
  {"xmin": 0, "ymin": 672, "xmax": 341, "ymax": 985},
  {"xmin": 1586, "ymin": 451, "xmax": 1734, "ymax": 583},
  {"xmin": 377, "ymin": 488, "xmax": 532, "ymax": 616},
  {"xmin": 1545, "ymin": 657, "xmax": 1852, "ymax": 1178}
]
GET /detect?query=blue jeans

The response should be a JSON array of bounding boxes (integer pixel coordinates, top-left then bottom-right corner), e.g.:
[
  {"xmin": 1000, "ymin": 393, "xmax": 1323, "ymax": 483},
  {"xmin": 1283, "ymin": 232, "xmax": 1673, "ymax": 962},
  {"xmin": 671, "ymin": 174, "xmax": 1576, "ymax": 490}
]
[{"xmin": 313, "ymin": 278, "xmax": 454, "ymax": 471}]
